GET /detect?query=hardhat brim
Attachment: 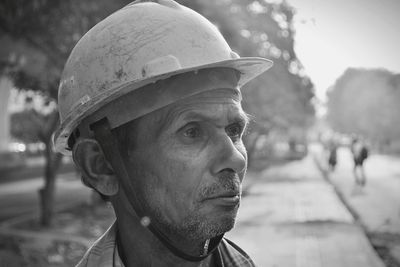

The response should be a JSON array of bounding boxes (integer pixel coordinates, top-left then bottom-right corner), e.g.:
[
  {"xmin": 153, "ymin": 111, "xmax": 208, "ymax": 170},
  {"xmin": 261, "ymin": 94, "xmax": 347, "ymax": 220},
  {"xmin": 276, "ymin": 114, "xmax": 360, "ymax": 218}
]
[{"xmin": 54, "ymin": 57, "xmax": 273, "ymax": 155}]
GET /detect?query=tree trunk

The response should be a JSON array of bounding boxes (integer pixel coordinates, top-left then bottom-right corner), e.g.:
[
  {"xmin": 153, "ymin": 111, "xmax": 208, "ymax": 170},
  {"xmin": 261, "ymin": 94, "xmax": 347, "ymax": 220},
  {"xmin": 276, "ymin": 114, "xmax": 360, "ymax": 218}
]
[{"xmin": 39, "ymin": 141, "xmax": 63, "ymax": 226}]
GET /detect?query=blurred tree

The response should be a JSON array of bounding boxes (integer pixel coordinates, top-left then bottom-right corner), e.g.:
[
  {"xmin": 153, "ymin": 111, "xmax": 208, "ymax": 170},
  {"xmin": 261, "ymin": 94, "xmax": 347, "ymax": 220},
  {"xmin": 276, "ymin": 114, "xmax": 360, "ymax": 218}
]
[
  {"xmin": 327, "ymin": 68, "xmax": 400, "ymax": 149},
  {"xmin": 10, "ymin": 110, "xmax": 45, "ymax": 144},
  {"xmin": 0, "ymin": 0, "xmax": 131, "ymax": 226},
  {"xmin": 179, "ymin": 0, "xmax": 315, "ymax": 163}
]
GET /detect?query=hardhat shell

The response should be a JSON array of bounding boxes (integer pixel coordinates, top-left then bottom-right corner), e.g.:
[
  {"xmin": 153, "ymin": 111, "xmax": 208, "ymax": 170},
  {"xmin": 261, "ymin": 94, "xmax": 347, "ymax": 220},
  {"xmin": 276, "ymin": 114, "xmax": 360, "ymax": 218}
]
[{"xmin": 54, "ymin": 0, "xmax": 273, "ymax": 155}]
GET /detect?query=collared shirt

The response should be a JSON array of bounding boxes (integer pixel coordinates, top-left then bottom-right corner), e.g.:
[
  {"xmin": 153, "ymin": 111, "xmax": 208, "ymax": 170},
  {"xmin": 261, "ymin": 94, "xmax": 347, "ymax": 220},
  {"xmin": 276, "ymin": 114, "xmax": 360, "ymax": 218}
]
[{"xmin": 76, "ymin": 222, "xmax": 256, "ymax": 267}]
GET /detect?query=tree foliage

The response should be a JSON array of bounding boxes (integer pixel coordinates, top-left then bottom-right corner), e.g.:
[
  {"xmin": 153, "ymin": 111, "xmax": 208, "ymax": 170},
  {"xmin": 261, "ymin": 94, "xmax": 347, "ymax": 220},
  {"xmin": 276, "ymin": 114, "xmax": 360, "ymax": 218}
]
[
  {"xmin": 0, "ymin": 0, "xmax": 130, "ymax": 97},
  {"xmin": 327, "ymin": 68, "xmax": 400, "ymax": 146}
]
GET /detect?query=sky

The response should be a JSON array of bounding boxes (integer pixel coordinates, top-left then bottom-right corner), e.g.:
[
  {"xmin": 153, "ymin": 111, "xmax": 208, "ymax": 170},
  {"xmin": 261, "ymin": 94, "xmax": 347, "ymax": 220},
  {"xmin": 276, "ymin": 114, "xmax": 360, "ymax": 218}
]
[{"xmin": 285, "ymin": 0, "xmax": 400, "ymax": 107}]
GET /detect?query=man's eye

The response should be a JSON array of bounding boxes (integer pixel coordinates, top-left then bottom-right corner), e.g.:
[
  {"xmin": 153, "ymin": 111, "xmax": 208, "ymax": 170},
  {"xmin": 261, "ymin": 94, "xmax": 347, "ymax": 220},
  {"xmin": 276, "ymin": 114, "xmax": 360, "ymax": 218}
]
[
  {"xmin": 182, "ymin": 124, "xmax": 201, "ymax": 138},
  {"xmin": 226, "ymin": 123, "xmax": 243, "ymax": 139}
]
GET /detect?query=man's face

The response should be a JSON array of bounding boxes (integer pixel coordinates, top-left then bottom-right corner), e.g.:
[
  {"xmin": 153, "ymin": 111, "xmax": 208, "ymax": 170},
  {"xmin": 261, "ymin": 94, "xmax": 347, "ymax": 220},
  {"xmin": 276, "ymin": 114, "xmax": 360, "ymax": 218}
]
[{"xmin": 123, "ymin": 88, "xmax": 248, "ymax": 242}]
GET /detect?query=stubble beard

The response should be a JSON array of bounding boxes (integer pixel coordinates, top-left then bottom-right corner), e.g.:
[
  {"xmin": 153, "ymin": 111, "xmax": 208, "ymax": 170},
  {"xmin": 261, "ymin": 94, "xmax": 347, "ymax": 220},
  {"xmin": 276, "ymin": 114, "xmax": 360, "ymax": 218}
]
[
  {"xmin": 141, "ymin": 179, "xmax": 241, "ymax": 244},
  {"xmin": 150, "ymin": 202, "xmax": 239, "ymax": 243},
  {"xmin": 129, "ymin": 163, "xmax": 241, "ymax": 246}
]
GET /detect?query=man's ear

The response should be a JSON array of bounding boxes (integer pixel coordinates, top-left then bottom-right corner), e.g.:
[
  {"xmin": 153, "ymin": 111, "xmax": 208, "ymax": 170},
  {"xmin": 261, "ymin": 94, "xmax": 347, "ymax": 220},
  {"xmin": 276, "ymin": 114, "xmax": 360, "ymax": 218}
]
[{"xmin": 72, "ymin": 138, "xmax": 119, "ymax": 196}]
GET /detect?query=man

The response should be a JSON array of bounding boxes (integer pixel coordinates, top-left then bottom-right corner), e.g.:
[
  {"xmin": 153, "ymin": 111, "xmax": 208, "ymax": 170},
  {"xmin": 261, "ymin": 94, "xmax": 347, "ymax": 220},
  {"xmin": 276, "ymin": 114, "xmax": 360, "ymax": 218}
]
[
  {"xmin": 54, "ymin": 0, "xmax": 272, "ymax": 266},
  {"xmin": 350, "ymin": 136, "xmax": 369, "ymax": 186},
  {"xmin": 327, "ymin": 139, "xmax": 338, "ymax": 171}
]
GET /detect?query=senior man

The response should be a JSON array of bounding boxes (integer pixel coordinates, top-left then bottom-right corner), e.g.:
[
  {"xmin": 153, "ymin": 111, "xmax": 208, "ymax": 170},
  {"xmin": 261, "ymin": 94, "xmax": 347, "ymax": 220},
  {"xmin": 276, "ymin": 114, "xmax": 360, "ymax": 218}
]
[{"xmin": 54, "ymin": 0, "xmax": 272, "ymax": 266}]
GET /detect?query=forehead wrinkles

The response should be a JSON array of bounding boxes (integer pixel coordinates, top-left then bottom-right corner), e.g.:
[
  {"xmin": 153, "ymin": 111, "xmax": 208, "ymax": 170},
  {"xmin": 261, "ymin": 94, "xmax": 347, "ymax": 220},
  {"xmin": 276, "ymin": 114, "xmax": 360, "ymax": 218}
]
[
  {"xmin": 164, "ymin": 92, "xmax": 244, "ymax": 128},
  {"xmin": 174, "ymin": 88, "xmax": 241, "ymax": 110}
]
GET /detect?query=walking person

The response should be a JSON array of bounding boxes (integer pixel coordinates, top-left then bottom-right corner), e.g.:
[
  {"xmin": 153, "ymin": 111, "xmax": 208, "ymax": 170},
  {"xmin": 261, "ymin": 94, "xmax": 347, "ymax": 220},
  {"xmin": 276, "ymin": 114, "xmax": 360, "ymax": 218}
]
[
  {"xmin": 350, "ymin": 137, "xmax": 369, "ymax": 186},
  {"xmin": 327, "ymin": 138, "xmax": 338, "ymax": 171}
]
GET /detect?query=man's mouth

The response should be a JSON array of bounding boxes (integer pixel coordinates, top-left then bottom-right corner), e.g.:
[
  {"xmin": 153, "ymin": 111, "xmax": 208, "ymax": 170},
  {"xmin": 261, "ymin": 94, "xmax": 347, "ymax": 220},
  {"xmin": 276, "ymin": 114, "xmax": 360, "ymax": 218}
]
[{"xmin": 203, "ymin": 191, "xmax": 241, "ymax": 206}]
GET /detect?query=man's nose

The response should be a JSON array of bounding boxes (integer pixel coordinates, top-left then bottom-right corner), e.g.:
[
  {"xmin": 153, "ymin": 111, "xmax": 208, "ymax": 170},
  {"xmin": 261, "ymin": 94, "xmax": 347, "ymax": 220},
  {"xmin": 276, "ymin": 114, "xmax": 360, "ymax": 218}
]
[{"xmin": 211, "ymin": 133, "xmax": 247, "ymax": 175}]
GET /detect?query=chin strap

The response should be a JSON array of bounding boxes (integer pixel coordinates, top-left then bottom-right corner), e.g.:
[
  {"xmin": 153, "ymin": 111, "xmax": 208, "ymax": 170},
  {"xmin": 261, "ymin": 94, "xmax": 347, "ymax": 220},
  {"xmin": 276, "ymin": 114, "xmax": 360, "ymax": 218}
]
[{"xmin": 90, "ymin": 118, "xmax": 223, "ymax": 262}]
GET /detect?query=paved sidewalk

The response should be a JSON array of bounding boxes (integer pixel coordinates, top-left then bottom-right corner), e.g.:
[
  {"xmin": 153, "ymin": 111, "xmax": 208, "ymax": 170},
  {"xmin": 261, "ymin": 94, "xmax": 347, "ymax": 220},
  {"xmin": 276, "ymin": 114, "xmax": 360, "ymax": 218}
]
[{"xmin": 227, "ymin": 153, "xmax": 385, "ymax": 267}]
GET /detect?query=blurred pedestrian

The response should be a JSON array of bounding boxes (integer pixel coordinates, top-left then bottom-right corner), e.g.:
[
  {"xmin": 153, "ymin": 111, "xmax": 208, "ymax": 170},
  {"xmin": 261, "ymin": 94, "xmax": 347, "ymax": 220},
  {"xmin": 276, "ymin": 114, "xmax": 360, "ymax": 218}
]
[
  {"xmin": 327, "ymin": 139, "xmax": 338, "ymax": 171},
  {"xmin": 350, "ymin": 136, "xmax": 369, "ymax": 186}
]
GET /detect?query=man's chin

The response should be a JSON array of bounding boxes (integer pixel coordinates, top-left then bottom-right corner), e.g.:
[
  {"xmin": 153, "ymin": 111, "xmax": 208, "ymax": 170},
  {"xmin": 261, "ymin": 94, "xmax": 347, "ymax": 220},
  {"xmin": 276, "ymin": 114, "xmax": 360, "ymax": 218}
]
[
  {"xmin": 215, "ymin": 215, "xmax": 236, "ymax": 233},
  {"xmin": 202, "ymin": 211, "xmax": 238, "ymax": 238},
  {"xmin": 177, "ymin": 210, "xmax": 238, "ymax": 242}
]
